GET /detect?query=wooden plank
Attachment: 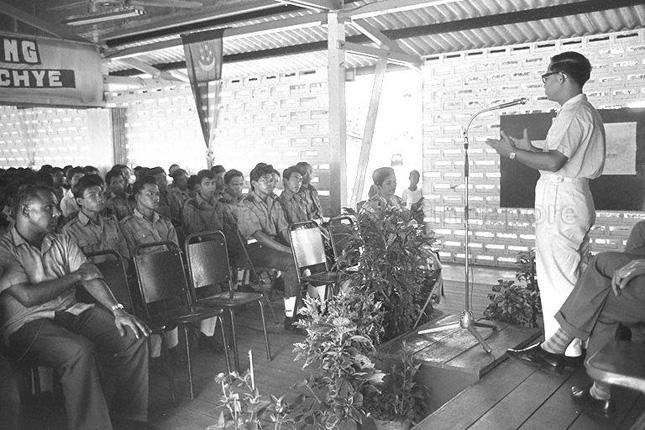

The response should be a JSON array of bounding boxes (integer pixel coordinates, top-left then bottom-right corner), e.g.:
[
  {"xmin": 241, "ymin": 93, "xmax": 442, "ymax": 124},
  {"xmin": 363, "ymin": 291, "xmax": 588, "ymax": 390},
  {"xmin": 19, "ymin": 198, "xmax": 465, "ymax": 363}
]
[
  {"xmin": 446, "ymin": 323, "xmax": 541, "ymax": 378},
  {"xmin": 517, "ymin": 368, "xmax": 588, "ymax": 430},
  {"xmin": 415, "ymin": 359, "xmax": 535, "ymax": 430},
  {"xmin": 414, "ymin": 326, "xmax": 496, "ymax": 370},
  {"xmin": 567, "ymin": 385, "xmax": 643, "ymax": 430},
  {"xmin": 469, "ymin": 368, "xmax": 571, "ymax": 430},
  {"xmin": 618, "ymin": 393, "xmax": 645, "ymax": 430},
  {"xmin": 380, "ymin": 314, "xmax": 461, "ymax": 355}
]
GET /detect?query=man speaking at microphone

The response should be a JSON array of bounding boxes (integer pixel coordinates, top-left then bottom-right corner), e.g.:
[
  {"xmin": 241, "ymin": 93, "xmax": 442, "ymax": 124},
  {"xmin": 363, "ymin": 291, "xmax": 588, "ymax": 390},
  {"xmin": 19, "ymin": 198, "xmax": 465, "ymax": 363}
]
[{"xmin": 486, "ymin": 51, "xmax": 606, "ymax": 365}]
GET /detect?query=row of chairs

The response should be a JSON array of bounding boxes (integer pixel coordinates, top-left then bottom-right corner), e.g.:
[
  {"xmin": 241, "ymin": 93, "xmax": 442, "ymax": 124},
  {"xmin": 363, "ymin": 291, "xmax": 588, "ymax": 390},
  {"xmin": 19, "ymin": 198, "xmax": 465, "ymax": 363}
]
[{"xmin": 86, "ymin": 230, "xmax": 272, "ymax": 401}]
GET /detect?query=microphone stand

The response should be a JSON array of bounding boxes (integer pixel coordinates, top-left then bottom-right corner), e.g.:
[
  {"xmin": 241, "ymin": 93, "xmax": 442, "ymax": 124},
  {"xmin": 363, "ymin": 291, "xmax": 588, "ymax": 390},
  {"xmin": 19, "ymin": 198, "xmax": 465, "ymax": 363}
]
[{"xmin": 418, "ymin": 104, "xmax": 511, "ymax": 353}]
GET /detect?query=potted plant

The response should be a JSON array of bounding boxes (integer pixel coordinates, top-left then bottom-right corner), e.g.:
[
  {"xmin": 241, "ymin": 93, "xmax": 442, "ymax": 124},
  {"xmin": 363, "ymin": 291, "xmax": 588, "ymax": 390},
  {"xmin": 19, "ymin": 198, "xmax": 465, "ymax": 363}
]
[{"xmin": 483, "ymin": 250, "xmax": 542, "ymax": 328}]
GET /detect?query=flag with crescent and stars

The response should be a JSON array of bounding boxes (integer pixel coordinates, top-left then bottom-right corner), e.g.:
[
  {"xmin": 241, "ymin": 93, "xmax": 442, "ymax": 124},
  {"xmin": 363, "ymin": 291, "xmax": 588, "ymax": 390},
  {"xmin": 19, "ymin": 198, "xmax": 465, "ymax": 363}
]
[{"xmin": 181, "ymin": 29, "xmax": 225, "ymax": 167}]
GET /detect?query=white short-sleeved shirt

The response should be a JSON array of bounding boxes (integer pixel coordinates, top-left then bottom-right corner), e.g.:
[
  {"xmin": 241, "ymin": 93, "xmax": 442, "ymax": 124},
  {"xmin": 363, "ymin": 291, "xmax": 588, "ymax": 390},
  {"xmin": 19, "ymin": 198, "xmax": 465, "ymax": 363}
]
[
  {"xmin": 0, "ymin": 228, "xmax": 86, "ymax": 343},
  {"xmin": 535, "ymin": 93, "xmax": 606, "ymax": 179}
]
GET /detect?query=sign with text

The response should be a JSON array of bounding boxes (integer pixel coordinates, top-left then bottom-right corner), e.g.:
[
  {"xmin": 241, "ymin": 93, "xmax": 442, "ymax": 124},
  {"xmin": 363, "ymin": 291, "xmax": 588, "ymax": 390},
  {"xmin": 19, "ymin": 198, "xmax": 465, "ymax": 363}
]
[{"xmin": 0, "ymin": 32, "xmax": 103, "ymax": 107}]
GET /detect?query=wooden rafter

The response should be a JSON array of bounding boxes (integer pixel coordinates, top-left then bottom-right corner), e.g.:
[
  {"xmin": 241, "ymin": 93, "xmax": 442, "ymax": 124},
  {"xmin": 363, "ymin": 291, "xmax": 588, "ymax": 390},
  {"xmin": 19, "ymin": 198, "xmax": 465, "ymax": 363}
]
[{"xmin": 0, "ymin": 1, "xmax": 88, "ymax": 42}]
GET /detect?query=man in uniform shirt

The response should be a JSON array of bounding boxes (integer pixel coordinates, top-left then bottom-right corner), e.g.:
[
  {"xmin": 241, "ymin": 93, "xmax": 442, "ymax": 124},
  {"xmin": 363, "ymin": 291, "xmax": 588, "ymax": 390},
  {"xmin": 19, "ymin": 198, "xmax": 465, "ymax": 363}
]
[
  {"xmin": 487, "ymin": 51, "xmax": 606, "ymax": 363},
  {"xmin": 0, "ymin": 184, "xmax": 151, "ymax": 430},
  {"xmin": 104, "ymin": 169, "xmax": 133, "ymax": 221},
  {"xmin": 278, "ymin": 166, "xmax": 309, "ymax": 225},
  {"xmin": 59, "ymin": 167, "xmax": 85, "ymax": 220},
  {"xmin": 220, "ymin": 169, "xmax": 246, "ymax": 218},
  {"xmin": 237, "ymin": 163, "xmax": 301, "ymax": 332},
  {"xmin": 168, "ymin": 168, "xmax": 190, "ymax": 227},
  {"xmin": 296, "ymin": 161, "xmax": 324, "ymax": 223},
  {"xmin": 183, "ymin": 169, "xmax": 236, "ymax": 237}
]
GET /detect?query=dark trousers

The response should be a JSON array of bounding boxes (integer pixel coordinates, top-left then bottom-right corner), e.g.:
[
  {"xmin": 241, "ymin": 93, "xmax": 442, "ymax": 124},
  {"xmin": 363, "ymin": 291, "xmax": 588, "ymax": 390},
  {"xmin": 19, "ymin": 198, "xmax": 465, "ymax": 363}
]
[
  {"xmin": 247, "ymin": 243, "xmax": 300, "ymax": 297},
  {"xmin": 0, "ymin": 350, "xmax": 24, "ymax": 430},
  {"xmin": 9, "ymin": 305, "xmax": 149, "ymax": 430},
  {"xmin": 556, "ymin": 252, "xmax": 645, "ymax": 367}
]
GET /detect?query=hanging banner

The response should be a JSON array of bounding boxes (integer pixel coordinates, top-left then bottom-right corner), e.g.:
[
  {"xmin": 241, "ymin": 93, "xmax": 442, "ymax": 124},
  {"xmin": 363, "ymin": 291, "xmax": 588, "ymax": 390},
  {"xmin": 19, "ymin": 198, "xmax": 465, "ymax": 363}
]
[
  {"xmin": 181, "ymin": 28, "xmax": 224, "ymax": 168},
  {"xmin": 0, "ymin": 31, "xmax": 103, "ymax": 107}
]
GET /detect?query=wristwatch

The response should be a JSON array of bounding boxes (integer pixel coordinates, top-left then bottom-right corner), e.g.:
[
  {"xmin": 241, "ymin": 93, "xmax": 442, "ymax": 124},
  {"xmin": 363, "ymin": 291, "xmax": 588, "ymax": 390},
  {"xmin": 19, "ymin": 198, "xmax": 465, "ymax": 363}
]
[
  {"xmin": 509, "ymin": 152, "xmax": 516, "ymax": 160},
  {"xmin": 111, "ymin": 303, "xmax": 125, "ymax": 313}
]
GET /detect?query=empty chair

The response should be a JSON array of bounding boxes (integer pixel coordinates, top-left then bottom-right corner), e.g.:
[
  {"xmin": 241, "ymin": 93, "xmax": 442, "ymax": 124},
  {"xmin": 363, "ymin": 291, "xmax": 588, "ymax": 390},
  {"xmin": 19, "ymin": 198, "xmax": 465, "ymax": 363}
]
[
  {"xmin": 289, "ymin": 220, "xmax": 340, "ymax": 301},
  {"xmin": 85, "ymin": 250, "xmax": 134, "ymax": 312},
  {"xmin": 133, "ymin": 241, "xmax": 231, "ymax": 399},
  {"xmin": 185, "ymin": 230, "xmax": 271, "ymax": 372}
]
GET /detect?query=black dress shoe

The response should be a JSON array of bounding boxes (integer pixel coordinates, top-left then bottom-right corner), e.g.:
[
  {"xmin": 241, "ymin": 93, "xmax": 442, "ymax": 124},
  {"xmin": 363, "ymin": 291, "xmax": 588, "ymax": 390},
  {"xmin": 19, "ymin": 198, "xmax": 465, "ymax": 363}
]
[
  {"xmin": 562, "ymin": 354, "xmax": 584, "ymax": 369},
  {"xmin": 507, "ymin": 343, "xmax": 565, "ymax": 373},
  {"xmin": 571, "ymin": 385, "xmax": 615, "ymax": 420}
]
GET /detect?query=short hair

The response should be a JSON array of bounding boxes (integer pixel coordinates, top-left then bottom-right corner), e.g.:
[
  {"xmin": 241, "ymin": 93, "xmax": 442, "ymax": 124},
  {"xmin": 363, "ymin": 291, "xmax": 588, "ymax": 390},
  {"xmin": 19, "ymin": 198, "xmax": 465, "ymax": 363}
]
[
  {"xmin": 549, "ymin": 51, "xmax": 592, "ymax": 87},
  {"xmin": 410, "ymin": 170, "xmax": 420, "ymax": 177},
  {"xmin": 249, "ymin": 163, "xmax": 274, "ymax": 183},
  {"xmin": 197, "ymin": 169, "xmax": 216, "ymax": 183},
  {"xmin": 132, "ymin": 175, "xmax": 158, "ymax": 196},
  {"xmin": 283, "ymin": 166, "xmax": 301, "ymax": 181},
  {"xmin": 168, "ymin": 164, "xmax": 180, "ymax": 175},
  {"xmin": 187, "ymin": 175, "xmax": 200, "ymax": 191},
  {"xmin": 66, "ymin": 166, "xmax": 84, "ymax": 181},
  {"xmin": 211, "ymin": 165, "xmax": 226, "ymax": 175},
  {"xmin": 72, "ymin": 174, "xmax": 104, "ymax": 199},
  {"xmin": 149, "ymin": 166, "xmax": 166, "ymax": 176},
  {"xmin": 83, "ymin": 165, "xmax": 99, "ymax": 175},
  {"xmin": 296, "ymin": 161, "xmax": 312, "ymax": 175},
  {"xmin": 372, "ymin": 167, "xmax": 395, "ymax": 187},
  {"xmin": 170, "ymin": 168, "xmax": 187, "ymax": 180},
  {"xmin": 14, "ymin": 184, "xmax": 56, "ymax": 216},
  {"xmin": 105, "ymin": 170, "xmax": 123, "ymax": 187},
  {"xmin": 224, "ymin": 169, "xmax": 243, "ymax": 185}
]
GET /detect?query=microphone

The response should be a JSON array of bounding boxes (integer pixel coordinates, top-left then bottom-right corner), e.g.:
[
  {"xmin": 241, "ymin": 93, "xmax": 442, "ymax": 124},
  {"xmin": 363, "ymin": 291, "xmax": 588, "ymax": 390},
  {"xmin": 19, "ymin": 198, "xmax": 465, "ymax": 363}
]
[{"xmin": 489, "ymin": 97, "xmax": 528, "ymax": 110}]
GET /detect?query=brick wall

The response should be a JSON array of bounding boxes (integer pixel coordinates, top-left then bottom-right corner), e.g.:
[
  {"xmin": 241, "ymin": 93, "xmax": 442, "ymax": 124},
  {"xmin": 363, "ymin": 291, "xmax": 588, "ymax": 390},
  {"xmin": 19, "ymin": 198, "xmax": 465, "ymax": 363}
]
[
  {"xmin": 0, "ymin": 107, "xmax": 112, "ymax": 171},
  {"xmin": 422, "ymin": 29, "xmax": 645, "ymax": 267},
  {"xmin": 106, "ymin": 68, "xmax": 332, "ymax": 213}
]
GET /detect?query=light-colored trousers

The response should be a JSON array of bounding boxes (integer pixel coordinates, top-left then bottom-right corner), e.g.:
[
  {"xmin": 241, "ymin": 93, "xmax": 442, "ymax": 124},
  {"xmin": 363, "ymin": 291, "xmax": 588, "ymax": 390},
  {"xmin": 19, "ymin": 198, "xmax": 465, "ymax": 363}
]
[{"xmin": 534, "ymin": 174, "xmax": 595, "ymax": 357}]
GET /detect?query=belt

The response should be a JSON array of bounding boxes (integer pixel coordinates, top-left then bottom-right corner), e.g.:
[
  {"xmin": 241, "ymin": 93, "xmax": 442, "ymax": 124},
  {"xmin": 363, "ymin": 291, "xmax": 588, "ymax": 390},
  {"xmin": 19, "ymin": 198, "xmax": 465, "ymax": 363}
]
[{"xmin": 540, "ymin": 174, "xmax": 588, "ymax": 184}]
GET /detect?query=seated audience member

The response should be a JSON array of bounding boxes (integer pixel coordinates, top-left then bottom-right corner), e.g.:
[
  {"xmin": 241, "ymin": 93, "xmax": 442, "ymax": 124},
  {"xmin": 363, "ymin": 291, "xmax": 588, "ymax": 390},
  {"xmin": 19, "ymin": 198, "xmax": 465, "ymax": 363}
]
[
  {"xmin": 121, "ymin": 176, "xmax": 219, "ymax": 353},
  {"xmin": 507, "ymin": 220, "xmax": 645, "ymax": 420},
  {"xmin": 0, "ymin": 184, "xmax": 151, "ymax": 430},
  {"xmin": 278, "ymin": 166, "xmax": 309, "ymax": 225},
  {"xmin": 113, "ymin": 164, "xmax": 134, "ymax": 194},
  {"xmin": 149, "ymin": 167, "xmax": 172, "ymax": 219},
  {"xmin": 167, "ymin": 168, "xmax": 190, "ymax": 229},
  {"xmin": 186, "ymin": 174, "xmax": 200, "ymax": 199},
  {"xmin": 237, "ymin": 163, "xmax": 301, "ymax": 332},
  {"xmin": 59, "ymin": 166, "xmax": 85, "ymax": 219},
  {"xmin": 50, "ymin": 166, "xmax": 65, "ymax": 202},
  {"xmin": 361, "ymin": 167, "xmax": 405, "ymax": 215},
  {"xmin": 211, "ymin": 165, "xmax": 227, "ymax": 200},
  {"xmin": 168, "ymin": 164, "xmax": 181, "ymax": 177},
  {"xmin": 121, "ymin": 176, "xmax": 178, "ymax": 255},
  {"xmin": 105, "ymin": 169, "xmax": 133, "ymax": 221},
  {"xmin": 83, "ymin": 165, "xmax": 101, "ymax": 177},
  {"xmin": 182, "ymin": 169, "xmax": 236, "ymax": 237},
  {"xmin": 402, "ymin": 170, "xmax": 423, "ymax": 209},
  {"xmin": 220, "ymin": 169, "xmax": 246, "ymax": 211},
  {"xmin": 62, "ymin": 174, "xmax": 130, "ymax": 261},
  {"xmin": 296, "ymin": 161, "xmax": 324, "ymax": 223}
]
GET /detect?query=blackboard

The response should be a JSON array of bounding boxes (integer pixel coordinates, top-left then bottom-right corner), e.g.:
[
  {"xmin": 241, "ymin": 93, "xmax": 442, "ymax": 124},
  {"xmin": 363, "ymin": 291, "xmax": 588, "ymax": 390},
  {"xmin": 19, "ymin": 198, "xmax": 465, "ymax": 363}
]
[{"xmin": 499, "ymin": 108, "xmax": 645, "ymax": 210}]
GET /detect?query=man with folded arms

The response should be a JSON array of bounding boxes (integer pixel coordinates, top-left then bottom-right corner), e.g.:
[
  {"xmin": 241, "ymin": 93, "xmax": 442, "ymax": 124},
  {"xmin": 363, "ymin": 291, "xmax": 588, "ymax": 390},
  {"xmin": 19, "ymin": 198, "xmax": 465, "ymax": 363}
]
[
  {"xmin": 0, "ymin": 184, "xmax": 151, "ymax": 430},
  {"xmin": 508, "ymin": 221, "xmax": 645, "ymax": 420}
]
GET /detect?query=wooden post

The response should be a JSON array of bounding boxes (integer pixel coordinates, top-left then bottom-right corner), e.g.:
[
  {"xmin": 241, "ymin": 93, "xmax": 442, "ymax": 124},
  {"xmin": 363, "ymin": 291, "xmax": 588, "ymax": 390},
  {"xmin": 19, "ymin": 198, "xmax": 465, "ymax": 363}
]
[
  {"xmin": 351, "ymin": 56, "xmax": 387, "ymax": 207},
  {"xmin": 327, "ymin": 9, "xmax": 347, "ymax": 216}
]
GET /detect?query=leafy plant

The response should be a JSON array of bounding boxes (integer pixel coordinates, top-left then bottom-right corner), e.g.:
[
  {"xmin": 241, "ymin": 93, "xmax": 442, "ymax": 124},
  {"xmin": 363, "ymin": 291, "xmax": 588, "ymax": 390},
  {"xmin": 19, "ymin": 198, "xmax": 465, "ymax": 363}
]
[
  {"xmin": 363, "ymin": 344, "xmax": 429, "ymax": 426},
  {"xmin": 209, "ymin": 371, "xmax": 295, "ymax": 430},
  {"xmin": 291, "ymin": 292, "xmax": 386, "ymax": 429},
  {"xmin": 339, "ymin": 206, "xmax": 440, "ymax": 342},
  {"xmin": 483, "ymin": 250, "xmax": 542, "ymax": 328}
]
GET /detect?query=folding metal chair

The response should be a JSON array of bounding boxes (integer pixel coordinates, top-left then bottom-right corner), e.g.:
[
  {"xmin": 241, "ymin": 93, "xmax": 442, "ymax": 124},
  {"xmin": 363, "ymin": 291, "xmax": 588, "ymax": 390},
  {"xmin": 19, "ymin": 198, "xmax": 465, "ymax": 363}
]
[
  {"xmin": 289, "ymin": 220, "xmax": 340, "ymax": 301},
  {"xmin": 133, "ymin": 241, "xmax": 231, "ymax": 399},
  {"xmin": 185, "ymin": 230, "xmax": 271, "ymax": 372},
  {"xmin": 85, "ymin": 250, "xmax": 134, "ymax": 312},
  {"xmin": 328, "ymin": 215, "xmax": 361, "ymax": 270}
]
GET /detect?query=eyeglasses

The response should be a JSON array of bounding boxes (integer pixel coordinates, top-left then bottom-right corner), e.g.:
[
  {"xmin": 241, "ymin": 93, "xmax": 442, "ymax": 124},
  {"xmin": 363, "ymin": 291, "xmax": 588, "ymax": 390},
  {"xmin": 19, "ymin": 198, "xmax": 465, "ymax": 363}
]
[{"xmin": 541, "ymin": 71, "xmax": 560, "ymax": 83}]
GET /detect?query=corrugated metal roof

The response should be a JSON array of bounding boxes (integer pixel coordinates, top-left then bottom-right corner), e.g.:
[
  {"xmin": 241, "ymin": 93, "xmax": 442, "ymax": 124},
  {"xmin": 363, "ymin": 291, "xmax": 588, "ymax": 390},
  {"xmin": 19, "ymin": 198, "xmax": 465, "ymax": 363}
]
[{"xmin": 106, "ymin": 0, "xmax": 645, "ymax": 76}]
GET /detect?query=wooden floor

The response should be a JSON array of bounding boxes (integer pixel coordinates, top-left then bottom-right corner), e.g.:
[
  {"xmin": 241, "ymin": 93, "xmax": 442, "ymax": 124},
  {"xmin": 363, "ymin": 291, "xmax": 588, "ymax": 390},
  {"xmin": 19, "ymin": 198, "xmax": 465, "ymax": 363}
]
[{"xmin": 24, "ymin": 264, "xmax": 645, "ymax": 430}]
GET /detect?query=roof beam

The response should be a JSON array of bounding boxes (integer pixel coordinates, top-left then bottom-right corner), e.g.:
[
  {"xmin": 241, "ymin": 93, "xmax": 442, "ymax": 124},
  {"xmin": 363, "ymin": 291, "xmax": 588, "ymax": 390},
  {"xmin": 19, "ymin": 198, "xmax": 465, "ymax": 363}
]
[
  {"xmin": 104, "ymin": 12, "xmax": 327, "ymax": 60},
  {"xmin": 350, "ymin": 19, "xmax": 409, "ymax": 56},
  {"xmin": 343, "ymin": 0, "xmax": 464, "ymax": 20},
  {"xmin": 276, "ymin": 0, "xmax": 341, "ymax": 12},
  {"xmin": 0, "ymin": 1, "xmax": 88, "ymax": 42},
  {"xmin": 104, "ymin": 75, "xmax": 179, "ymax": 90},
  {"xmin": 340, "ymin": 41, "xmax": 421, "ymax": 68},
  {"xmin": 118, "ymin": 58, "xmax": 179, "ymax": 81}
]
